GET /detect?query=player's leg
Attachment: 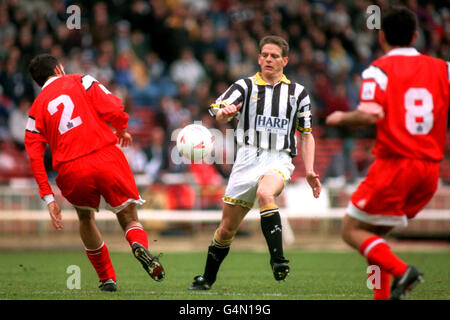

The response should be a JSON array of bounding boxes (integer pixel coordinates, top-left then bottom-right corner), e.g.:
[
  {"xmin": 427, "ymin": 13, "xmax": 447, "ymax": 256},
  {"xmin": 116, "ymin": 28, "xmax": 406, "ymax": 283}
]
[
  {"xmin": 341, "ymin": 214, "xmax": 398, "ymax": 299},
  {"xmin": 257, "ymin": 171, "xmax": 289, "ymax": 281},
  {"xmin": 91, "ymin": 145, "xmax": 164, "ymax": 281},
  {"xmin": 189, "ymin": 203, "xmax": 250, "ymax": 290},
  {"xmin": 116, "ymin": 203, "xmax": 148, "ymax": 248},
  {"xmin": 76, "ymin": 208, "xmax": 117, "ymax": 291},
  {"xmin": 116, "ymin": 203, "xmax": 165, "ymax": 281}
]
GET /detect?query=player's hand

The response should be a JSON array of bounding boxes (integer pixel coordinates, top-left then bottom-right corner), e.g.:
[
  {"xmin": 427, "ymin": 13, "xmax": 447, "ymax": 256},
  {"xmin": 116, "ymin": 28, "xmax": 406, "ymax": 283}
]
[
  {"xmin": 221, "ymin": 103, "xmax": 242, "ymax": 116},
  {"xmin": 306, "ymin": 171, "xmax": 321, "ymax": 198},
  {"xmin": 48, "ymin": 201, "xmax": 63, "ymax": 230},
  {"xmin": 116, "ymin": 130, "xmax": 133, "ymax": 148},
  {"xmin": 325, "ymin": 111, "xmax": 345, "ymax": 126},
  {"xmin": 217, "ymin": 103, "xmax": 242, "ymax": 122}
]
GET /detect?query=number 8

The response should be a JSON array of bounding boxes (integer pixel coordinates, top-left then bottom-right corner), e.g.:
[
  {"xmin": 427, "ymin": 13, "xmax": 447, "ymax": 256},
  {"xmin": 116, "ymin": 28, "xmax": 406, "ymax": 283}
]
[{"xmin": 404, "ymin": 88, "xmax": 433, "ymax": 135}]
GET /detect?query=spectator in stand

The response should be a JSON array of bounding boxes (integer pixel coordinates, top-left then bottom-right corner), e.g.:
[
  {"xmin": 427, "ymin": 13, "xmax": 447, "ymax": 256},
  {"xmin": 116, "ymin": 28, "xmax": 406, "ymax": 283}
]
[
  {"xmin": 143, "ymin": 126, "xmax": 169, "ymax": 184},
  {"xmin": 170, "ymin": 47, "xmax": 206, "ymax": 93},
  {"xmin": 8, "ymin": 97, "xmax": 30, "ymax": 151},
  {"xmin": 0, "ymin": 85, "xmax": 14, "ymax": 140}
]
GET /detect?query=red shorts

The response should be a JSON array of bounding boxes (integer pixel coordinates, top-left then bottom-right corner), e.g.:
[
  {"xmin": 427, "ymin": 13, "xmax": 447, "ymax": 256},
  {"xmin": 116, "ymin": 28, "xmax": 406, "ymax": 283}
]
[
  {"xmin": 348, "ymin": 157, "xmax": 439, "ymax": 227},
  {"xmin": 55, "ymin": 144, "xmax": 144, "ymax": 213}
]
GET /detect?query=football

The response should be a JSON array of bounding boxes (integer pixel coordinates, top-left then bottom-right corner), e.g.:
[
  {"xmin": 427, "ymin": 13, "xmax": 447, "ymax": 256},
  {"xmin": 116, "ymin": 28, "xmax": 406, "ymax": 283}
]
[{"xmin": 176, "ymin": 124, "xmax": 214, "ymax": 161}]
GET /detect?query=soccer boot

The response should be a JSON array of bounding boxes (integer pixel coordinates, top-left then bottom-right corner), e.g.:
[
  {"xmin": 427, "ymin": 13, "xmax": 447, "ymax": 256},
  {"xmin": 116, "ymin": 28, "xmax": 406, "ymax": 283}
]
[
  {"xmin": 132, "ymin": 242, "xmax": 165, "ymax": 282},
  {"xmin": 99, "ymin": 278, "xmax": 117, "ymax": 292},
  {"xmin": 390, "ymin": 265, "xmax": 424, "ymax": 300},
  {"xmin": 271, "ymin": 258, "xmax": 290, "ymax": 281},
  {"xmin": 188, "ymin": 275, "xmax": 212, "ymax": 290}
]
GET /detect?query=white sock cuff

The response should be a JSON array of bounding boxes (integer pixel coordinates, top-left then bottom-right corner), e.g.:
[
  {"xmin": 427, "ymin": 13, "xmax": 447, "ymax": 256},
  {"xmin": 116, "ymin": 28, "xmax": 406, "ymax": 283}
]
[
  {"xmin": 125, "ymin": 226, "xmax": 144, "ymax": 237},
  {"xmin": 363, "ymin": 238, "xmax": 386, "ymax": 257},
  {"xmin": 85, "ymin": 241, "xmax": 105, "ymax": 252}
]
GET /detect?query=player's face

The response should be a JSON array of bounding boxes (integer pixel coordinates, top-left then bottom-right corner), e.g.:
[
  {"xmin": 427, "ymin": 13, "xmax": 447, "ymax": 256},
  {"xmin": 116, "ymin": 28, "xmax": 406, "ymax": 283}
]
[{"xmin": 258, "ymin": 44, "xmax": 288, "ymax": 80}]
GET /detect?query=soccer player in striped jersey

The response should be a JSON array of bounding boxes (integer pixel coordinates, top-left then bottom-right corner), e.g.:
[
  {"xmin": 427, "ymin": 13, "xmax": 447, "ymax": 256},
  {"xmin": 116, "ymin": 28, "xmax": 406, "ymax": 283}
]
[
  {"xmin": 326, "ymin": 7, "xmax": 449, "ymax": 299},
  {"xmin": 189, "ymin": 35, "xmax": 322, "ymax": 290},
  {"xmin": 25, "ymin": 54, "xmax": 165, "ymax": 291}
]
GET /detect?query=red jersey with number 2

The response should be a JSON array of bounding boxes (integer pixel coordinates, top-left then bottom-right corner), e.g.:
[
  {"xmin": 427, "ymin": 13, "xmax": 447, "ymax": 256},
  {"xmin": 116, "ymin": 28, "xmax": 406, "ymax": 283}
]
[
  {"xmin": 25, "ymin": 74, "xmax": 129, "ymax": 198},
  {"xmin": 359, "ymin": 48, "xmax": 449, "ymax": 161}
]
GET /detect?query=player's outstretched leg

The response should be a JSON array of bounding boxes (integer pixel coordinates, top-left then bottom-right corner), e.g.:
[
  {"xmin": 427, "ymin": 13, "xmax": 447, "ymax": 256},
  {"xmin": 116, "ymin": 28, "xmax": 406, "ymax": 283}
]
[
  {"xmin": 342, "ymin": 215, "xmax": 423, "ymax": 299},
  {"xmin": 390, "ymin": 265, "xmax": 424, "ymax": 300},
  {"xmin": 117, "ymin": 203, "xmax": 165, "ymax": 281},
  {"xmin": 189, "ymin": 203, "xmax": 248, "ymax": 290},
  {"xmin": 189, "ymin": 230, "xmax": 231, "ymax": 290}
]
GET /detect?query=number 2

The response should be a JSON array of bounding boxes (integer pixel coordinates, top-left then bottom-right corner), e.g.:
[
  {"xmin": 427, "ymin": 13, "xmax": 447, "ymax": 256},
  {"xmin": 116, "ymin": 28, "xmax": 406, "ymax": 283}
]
[
  {"xmin": 48, "ymin": 95, "xmax": 82, "ymax": 134},
  {"xmin": 404, "ymin": 88, "xmax": 433, "ymax": 135}
]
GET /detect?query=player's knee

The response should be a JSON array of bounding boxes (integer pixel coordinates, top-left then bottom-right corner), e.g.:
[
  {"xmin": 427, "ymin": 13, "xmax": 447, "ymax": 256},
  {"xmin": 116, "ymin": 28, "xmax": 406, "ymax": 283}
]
[{"xmin": 256, "ymin": 188, "xmax": 274, "ymax": 206}]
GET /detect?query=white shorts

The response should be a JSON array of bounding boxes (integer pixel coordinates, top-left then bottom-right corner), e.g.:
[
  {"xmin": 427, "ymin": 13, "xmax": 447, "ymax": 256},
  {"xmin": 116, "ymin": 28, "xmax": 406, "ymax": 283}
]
[{"xmin": 223, "ymin": 145, "xmax": 295, "ymax": 209}]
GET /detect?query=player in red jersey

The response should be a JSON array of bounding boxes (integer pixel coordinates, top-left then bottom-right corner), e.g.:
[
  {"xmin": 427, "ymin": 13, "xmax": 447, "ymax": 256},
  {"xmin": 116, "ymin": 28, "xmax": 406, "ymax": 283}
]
[
  {"xmin": 25, "ymin": 54, "xmax": 165, "ymax": 291},
  {"xmin": 326, "ymin": 7, "xmax": 449, "ymax": 300}
]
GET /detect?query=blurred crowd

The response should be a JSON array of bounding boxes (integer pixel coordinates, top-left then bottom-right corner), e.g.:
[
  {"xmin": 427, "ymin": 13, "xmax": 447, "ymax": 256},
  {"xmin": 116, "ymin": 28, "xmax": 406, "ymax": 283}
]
[{"xmin": 0, "ymin": 0, "xmax": 449, "ymax": 208}]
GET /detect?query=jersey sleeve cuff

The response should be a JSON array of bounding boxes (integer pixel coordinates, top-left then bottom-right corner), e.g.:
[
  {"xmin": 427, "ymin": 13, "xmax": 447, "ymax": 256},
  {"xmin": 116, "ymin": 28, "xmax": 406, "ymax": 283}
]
[{"xmin": 43, "ymin": 194, "xmax": 55, "ymax": 205}]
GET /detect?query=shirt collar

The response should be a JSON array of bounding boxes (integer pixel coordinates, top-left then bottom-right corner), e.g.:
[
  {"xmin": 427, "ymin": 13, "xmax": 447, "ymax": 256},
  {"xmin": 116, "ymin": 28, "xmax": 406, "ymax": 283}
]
[
  {"xmin": 41, "ymin": 76, "xmax": 61, "ymax": 89},
  {"xmin": 386, "ymin": 47, "xmax": 420, "ymax": 57},
  {"xmin": 254, "ymin": 72, "xmax": 291, "ymax": 86}
]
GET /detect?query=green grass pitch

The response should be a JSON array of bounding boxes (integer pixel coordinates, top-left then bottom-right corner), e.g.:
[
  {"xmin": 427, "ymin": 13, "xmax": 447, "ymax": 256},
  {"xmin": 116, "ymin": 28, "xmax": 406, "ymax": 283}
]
[{"xmin": 0, "ymin": 250, "xmax": 448, "ymax": 300}]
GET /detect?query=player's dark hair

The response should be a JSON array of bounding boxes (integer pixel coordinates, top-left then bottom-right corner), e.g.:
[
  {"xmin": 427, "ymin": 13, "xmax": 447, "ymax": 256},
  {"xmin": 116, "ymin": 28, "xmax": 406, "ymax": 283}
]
[
  {"xmin": 259, "ymin": 35, "xmax": 289, "ymax": 57},
  {"xmin": 381, "ymin": 6, "xmax": 417, "ymax": 47},
  {"xmin": 28, "ymin": 54, "xmax": 60, "ymax": 87}
]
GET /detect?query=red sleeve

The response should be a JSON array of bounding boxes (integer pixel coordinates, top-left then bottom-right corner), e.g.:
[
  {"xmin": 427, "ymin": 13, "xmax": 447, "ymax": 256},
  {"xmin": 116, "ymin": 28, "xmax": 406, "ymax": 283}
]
[
  {"xmin": 24, "ymin": 116, "xmax": 53, "ymax": 199},
  {"xmin": 81, "ymin": 75, "xmax": 129, "ymax": 131},
  {"xmin": 360, "ymin": 64, "xmax": 387, "ymax": 106}
]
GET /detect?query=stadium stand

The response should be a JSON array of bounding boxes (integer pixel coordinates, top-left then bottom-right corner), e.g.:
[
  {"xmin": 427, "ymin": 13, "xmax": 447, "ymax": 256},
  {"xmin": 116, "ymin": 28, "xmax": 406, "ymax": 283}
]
[{"xmin": 0, "ymin": 0, "xmax": 448, "ymax": 216}]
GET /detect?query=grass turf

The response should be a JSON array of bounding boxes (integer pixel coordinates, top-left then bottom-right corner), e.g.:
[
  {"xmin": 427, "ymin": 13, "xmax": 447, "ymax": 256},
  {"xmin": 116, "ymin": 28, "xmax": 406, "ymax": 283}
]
[{"xmin": 0, "ymin": 250, "xmax": 448, "ymax": 300}]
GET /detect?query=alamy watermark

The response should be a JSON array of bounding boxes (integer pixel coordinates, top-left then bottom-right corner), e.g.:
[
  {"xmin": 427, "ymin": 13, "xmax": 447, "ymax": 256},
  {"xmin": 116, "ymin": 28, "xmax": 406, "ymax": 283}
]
[
  {"xmin": 367, "ymin": 265, "xmax": 381, "ymax": 290},
  {"xmin": 66, "ymin": 265, "xmax": 81, "ymax": 289},
  {"xmin": 366, "ymin": 5, "xmax": 381, "ymax": 30},
  {"xmin": 66, "ymin": 5, "xmax": 81, "ymax": 30}
]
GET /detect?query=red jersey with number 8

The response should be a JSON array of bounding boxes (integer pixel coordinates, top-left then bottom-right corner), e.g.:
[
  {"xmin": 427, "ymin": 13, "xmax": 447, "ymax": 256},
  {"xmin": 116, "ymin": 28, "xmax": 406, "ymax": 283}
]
[{"xmin": 359, "ymin": 48, "xmax": 449, "ymax": 161}]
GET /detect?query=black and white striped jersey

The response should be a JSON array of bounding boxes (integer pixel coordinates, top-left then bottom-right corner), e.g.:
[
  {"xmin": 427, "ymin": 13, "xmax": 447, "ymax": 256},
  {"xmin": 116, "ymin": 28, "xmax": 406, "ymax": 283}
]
[{"xmin": 209, "ymin": 72, "xmax": 312, "ymax": 157}]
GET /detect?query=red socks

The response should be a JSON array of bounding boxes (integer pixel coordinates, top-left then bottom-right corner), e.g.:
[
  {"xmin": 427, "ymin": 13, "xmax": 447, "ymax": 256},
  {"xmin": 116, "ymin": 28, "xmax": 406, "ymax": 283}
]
[
  {"xmin": 85, "ymin": 242, "xmax": 116, "ymax": 282},
  {"xmin": 125, "ymin": 226, "xmax": 149, "ymax": 249},
  {"xmin": 374, "ymin": 270, "xmax": 391, "ymax": 300},
  {"xmin": 360, "ymin": 236, "xmax": 408, "ymax": 300},
  {"xmin": 85, "ymin": 226, "xmax": 148, "ymax": 284},
  {"xmin": 360, "ymin": 236, "xmax": 407, "ymax": 277}
]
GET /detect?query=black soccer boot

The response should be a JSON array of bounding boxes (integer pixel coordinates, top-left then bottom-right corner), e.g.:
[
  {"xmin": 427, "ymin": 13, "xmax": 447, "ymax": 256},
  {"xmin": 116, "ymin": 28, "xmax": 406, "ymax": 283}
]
[
  {"xmin": 132, "ymin": 242, "xmax": 165, "ymax": 281},
  {"xmin": 99, "ymin": 278, "xmax": 117, "ymax": 292},
  {"xmin": 390, "ymin": 265, "xmax": 424, "ymax": 300},
  {"xmin": 271, "ymin": 258, "xmax": 290, "ymax": 281},
  {"xmin": 188, "ymin": 275, "xmax": 212, "ymax": 290}
]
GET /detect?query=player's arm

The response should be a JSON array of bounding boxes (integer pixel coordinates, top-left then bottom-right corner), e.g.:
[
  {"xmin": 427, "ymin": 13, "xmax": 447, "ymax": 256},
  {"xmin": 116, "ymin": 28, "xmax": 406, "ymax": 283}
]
[
  {"xmin": 325, "ymin": 105, "xmax": 383, "ymax": 126},
  {"xmin": 24, "ymin": 118, "xmax": 63, "ymax": 230},
  {"xmin": 209, "ymin": 82, "xmax": 244, "ymax": 123},
  {"xmin": 299, "ymin": 133, "xmax": 321, "ymax": 198},
  {"xmin": 327, "ymin": 65, "xmax": 386, "ymax": 126},
  {"xmin": 296, "ymin": 90, "xmax": 321, "ymax": 198},
  {"xmin": 82, "ymin": 75, "xmax": 131, "ymax": 147}
]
